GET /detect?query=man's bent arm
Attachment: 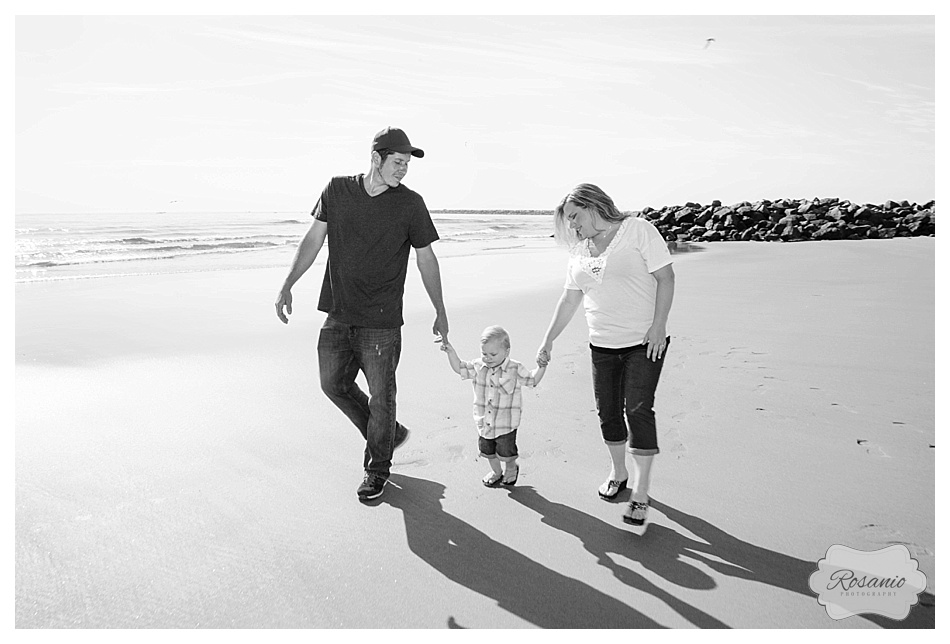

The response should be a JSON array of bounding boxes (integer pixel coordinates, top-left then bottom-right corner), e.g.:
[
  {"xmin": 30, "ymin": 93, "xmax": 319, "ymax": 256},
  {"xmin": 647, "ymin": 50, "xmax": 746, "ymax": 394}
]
[
  {"xmin": 415, "ymin": 244, "xmax": 449, "ymax": 342},
  {"xmin": 275, "ymin": 217, "xmax": 328, "ymax": 323}
]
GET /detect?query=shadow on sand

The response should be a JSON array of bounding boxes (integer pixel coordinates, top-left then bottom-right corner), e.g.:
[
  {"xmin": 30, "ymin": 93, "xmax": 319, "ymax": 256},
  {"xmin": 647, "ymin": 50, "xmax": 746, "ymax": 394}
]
[
  {"xmin": 384, "ymin": 475, "xmax": 934, "ymax": 629},
  {"xmin": 383, "ymin": 474, "xmax": 664, "ymax": 628},
  {"xmin": 510, "ymin": 486, "xmax": 935, "ymax": 629}
]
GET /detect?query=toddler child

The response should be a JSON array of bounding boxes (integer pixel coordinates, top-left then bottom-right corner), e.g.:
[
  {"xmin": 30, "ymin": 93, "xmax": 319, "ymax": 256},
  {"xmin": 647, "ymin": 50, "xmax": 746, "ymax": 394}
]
[{"xmin": 441, "ymin": 325, "xmax": 546, "ymax": 487}]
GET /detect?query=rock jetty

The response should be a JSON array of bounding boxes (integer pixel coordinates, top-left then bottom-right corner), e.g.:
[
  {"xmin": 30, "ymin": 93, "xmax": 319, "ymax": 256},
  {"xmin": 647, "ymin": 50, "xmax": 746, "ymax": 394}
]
[{"xmin": 636, "ymin": 198, "xmax": 935, "ymax": 242}]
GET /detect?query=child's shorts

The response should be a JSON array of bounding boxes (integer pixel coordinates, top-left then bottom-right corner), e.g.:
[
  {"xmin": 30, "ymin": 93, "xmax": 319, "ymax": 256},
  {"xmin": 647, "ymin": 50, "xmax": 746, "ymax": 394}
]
[{"xmin": 478, "ymin": 429, "xmax": 518, "ymax": 460}]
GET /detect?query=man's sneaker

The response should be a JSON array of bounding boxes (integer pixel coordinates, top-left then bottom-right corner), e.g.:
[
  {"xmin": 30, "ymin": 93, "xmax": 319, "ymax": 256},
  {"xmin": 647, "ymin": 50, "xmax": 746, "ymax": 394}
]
[
  {"xmin": 357, "ymin": 472, "xmax": 387, "ymax": 501},
  {"xmin": 394, "ymin": 426, "xmax": 411, "ymax": 451}
]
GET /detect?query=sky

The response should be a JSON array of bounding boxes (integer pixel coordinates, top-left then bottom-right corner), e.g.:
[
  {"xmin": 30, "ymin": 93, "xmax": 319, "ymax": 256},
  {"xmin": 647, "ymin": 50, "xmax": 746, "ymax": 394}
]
[{"xmin": 15, "ymin": 6, "xmax": 937, "ymax": 214}]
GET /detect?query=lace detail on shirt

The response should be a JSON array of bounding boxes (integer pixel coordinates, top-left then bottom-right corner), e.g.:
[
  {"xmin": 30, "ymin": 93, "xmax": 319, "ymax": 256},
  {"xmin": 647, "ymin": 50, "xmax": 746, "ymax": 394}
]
[
  {"xmin": 580, "ymin": 255, "xmax": 607, "ymax": 283},
  {"xmin": 572, "ymin": 218, "xmax": 629, "ymax": 284}
]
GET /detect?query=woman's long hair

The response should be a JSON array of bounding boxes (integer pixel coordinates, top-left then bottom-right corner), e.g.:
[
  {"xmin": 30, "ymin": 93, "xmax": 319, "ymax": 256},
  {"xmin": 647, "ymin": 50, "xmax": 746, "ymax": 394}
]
[{"xmin": 553, "ymin": 183, "xmax": 628, "ymax": 246}]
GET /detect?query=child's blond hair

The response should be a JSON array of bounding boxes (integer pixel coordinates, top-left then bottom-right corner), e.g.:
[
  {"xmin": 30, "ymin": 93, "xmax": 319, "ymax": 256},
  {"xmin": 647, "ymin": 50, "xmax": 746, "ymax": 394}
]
[{"xmin": 480, "ymin": 325, "xmax": 510, "ymax": 349}]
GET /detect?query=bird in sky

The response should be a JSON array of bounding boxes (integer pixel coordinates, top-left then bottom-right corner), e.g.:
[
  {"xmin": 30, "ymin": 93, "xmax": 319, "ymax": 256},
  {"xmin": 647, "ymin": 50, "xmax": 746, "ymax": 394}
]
[{"xmin": 703, "ymin": 38, "xmax": 716, "ymax": 49}]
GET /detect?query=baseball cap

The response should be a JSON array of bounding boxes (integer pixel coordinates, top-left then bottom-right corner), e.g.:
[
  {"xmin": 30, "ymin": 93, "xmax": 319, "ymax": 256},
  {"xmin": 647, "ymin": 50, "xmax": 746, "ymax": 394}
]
[{"xmin": 372, "ymin": 127, "xmax": 425, "ymax": 158}]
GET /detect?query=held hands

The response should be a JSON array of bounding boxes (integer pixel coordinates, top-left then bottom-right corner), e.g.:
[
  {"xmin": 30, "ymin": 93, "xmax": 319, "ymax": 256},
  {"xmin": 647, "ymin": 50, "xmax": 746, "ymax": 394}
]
[
  {"xmin": 643, "ymin": 325, "xmax": 668, "ymax": 362},
  {"xmin": 436, "ymin": 329, "xmax": 452, "ymax": 353},
  {"xmin": 275, "ymin": 290, "xmax": 293, "ymax": 324},
  {"xmin": 434, "ymin": 332, "xmax": 450, "ymax": 351},
  {"xmin": 432, "ymin": 311, "xmax": 449, "ymax": 347},
  {"xmin": 536, "ymin": 343, "xmax": 552, "ymax": 367}
]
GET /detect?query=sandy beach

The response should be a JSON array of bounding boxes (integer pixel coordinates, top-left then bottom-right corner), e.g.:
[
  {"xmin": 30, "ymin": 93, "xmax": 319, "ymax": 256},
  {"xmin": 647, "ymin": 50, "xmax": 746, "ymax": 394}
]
[{"xmin": 15, "ymin": 237, "xmax": 935, "ymax": 629}]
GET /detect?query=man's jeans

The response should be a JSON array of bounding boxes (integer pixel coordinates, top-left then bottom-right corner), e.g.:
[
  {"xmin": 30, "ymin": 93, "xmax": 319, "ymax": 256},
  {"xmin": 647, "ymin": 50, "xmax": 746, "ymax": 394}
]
[{"xmin": 317, "ymin": 316, "xmax": 407, "ymax": 478}]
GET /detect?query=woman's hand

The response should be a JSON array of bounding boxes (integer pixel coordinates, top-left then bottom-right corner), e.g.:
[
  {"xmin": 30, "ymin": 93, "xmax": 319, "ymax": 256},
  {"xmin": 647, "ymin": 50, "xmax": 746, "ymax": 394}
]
[
  {"xmin": 536, "ymin": 342, "xmax": 553, "ymax": 367},
  {"xmin": 645, "ymin": 265, "xmax": 674, "ymax": 362},
  {"xmin": 643, "ymin": 325, "xmax": 667, "ymax": 362}
]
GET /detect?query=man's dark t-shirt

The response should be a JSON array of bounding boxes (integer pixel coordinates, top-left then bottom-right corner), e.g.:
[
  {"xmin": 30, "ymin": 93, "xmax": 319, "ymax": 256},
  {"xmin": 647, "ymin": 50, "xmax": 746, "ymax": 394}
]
[{"xmin": 312, "ymin": 174, "xmax": 439, "ymax": 328}]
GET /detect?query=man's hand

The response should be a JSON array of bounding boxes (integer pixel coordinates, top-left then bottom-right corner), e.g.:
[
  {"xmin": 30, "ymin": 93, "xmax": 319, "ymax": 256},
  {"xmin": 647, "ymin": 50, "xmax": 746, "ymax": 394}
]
[
  {"xmin": 275, "ymin": 289, "xmax": 293, "ymax": 324},
  {"xmin": 432, "ymin": 310, "xmax": 449, "ymax": 345}
]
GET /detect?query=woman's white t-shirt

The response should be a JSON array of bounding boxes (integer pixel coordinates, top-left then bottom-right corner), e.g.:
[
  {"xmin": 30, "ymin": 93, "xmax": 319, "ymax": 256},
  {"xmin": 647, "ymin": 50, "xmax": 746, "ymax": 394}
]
[{"xmin": 564, "ymin": 216, "xmax": 673, "ymax": 349}]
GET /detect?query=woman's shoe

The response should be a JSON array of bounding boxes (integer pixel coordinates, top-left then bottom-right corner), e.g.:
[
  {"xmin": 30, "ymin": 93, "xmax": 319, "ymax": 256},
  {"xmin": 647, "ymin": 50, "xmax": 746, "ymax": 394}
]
[
  {"xmin": 501, "ymin": 464, "xmax": 520, "ymax": 486},
  {"xmin": 623, "ymin": 499, "xmax": 650, "ymax": 526},
  {"xmin": 598, "ymin": 478, "xmax": 628, "ymax": 500},
  {"xmin": 482, "ymin": 471, "xmax": 503, "ymax": 487}
]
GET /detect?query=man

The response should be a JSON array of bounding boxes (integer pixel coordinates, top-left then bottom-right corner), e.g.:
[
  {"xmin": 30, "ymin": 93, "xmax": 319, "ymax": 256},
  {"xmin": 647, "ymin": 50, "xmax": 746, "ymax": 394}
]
[{"xmin": 276, "ymin": 127, "xmax": 449, "ymax": 502}]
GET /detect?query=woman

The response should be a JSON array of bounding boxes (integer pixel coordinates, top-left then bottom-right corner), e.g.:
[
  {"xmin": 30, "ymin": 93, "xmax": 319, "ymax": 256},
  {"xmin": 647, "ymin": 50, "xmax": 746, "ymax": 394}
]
[{"xmin": 537, "ymin": 183, "xmax": 675, "ymax": 528}]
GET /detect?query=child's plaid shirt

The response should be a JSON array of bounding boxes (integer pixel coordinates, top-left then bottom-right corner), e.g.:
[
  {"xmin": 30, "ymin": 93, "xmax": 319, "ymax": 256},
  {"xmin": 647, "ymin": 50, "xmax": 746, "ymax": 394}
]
[{"xmin": 457, "ymin": 357, "xmax": 540, "ymax": 439}]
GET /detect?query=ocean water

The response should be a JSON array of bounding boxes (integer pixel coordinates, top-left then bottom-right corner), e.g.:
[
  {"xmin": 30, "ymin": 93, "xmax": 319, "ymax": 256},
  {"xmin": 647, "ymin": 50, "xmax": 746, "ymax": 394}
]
[{"xmin": 14, "ymin": 211, "xmax": 555, "ymax": 283}]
